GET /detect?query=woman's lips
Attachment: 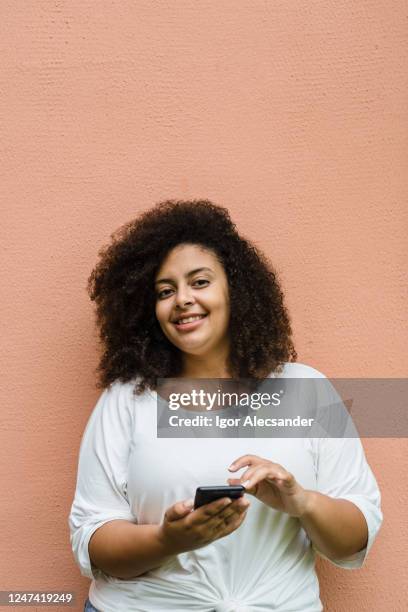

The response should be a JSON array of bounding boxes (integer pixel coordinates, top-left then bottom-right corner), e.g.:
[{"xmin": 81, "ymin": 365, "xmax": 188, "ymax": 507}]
[{"xmin": 173, "ymin": 314, "xmax": 208, "ymax": 332}]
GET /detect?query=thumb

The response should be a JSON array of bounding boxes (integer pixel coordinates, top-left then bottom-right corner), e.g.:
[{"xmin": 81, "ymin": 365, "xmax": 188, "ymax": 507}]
[
  {"xmin": 227, "ymin": 478, "xmax": 241, "ymax": 486},
  {"xmin": 228, "ymin": 477, "xmax": 256, "ymax": 496},
  {"xmin": 165, "ymin": 498, "xmax": 194, "ymax": 522}
]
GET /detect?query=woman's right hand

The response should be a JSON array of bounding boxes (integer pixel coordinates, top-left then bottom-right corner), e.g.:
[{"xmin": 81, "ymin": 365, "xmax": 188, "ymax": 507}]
[{"xmin": 158, "ymin": 496, "xmax": 250, "ymax": 555}]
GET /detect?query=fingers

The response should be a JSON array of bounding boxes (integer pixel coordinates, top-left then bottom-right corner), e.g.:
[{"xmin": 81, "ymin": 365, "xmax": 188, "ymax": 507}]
[
  {"xmin": 166, "ymin": 495, "xmax": 242, "ymax": 527},
  {"xmin": 165, "ymin": 498, "xmax": 194, "ymax": 522},
  {"xmin": 215, "ymin": 499, "xmax": 250, "ymax": 537},
  {"xmin": 227, "ymin": 476, "xmax": 255, "ymax": 495},
  {"xmin": 206, "ymin": 497, "xmax": 250, "ymax": 530},
  {"xmin": 228, "ymin": 455, "xmax": 291, "ymax": 487},
  {"xmin": 227, "ymin": 478, "xmax": 242, "ymax": 486},
  {"xmin": 190, "ymin": 496, "xmax": 233, "ymax": 525},
  {"xmin": 220, "ymin": 496, "xmax": 250, "ymax": 522},
  {"xmin": 240, "ymin": 465, "xmax": 270, "ymax": 489},
  {"xmin": 227, "ymin": 455, "xmax": 273, "ymax": 492},
  {"xmin": 228, "ymin": 461, "xmax": 294, "ymax": 497},
  {"xmin": 165, "ymin": 491, "xmax": 252, "ymax": 546},
  {"xmin": 165, "ymin": 496, "xmax": 250, "ymax": 551},
  {"xmin": 201, "ymin": 496, "xmax": 232, "ymax": 517},
  {"xmin": 191, "ymin": 496, "xmax": 249, "ymax": 528},
  {"xmin": 242, "ymin": 465, "xmax": 294, "ymax": 491},
  {"xmin": 228, "ymin": 455, "xmax": 258, "ymax": 472},
  {"xmin": 228, "ymin": 464, "xmax": 270, "ymax": 493}
]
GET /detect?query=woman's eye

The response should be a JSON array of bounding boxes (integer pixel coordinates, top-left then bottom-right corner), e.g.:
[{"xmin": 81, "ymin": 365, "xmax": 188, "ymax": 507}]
[
  {"xmin": 157, "ymin": 288, "xmax": 173, "ymax": 299},
  {"xmin": 157, "ymin": 280, "xmax": 208, "ymax": 299}
]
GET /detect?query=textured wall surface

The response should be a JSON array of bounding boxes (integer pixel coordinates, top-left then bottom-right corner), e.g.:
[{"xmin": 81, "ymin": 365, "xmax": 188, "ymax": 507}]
[{"xmin": 1, "ymin": 1, "xmax": 407, "ymax": 610}]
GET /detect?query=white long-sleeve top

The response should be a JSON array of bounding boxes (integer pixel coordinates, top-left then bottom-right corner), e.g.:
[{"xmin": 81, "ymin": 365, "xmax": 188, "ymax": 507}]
[{"xmin": 68, "ymin": 363, "xmax": 382, "ymax": 612}]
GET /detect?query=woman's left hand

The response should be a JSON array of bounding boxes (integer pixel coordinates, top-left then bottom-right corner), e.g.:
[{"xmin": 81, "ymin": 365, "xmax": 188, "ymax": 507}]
[{"xmin": 227, "ymin": 454, "xmax": 310, "ymax": 518}]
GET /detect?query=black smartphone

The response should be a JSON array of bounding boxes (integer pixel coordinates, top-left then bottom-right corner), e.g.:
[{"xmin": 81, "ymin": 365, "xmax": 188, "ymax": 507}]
[{"xmin": 194, "ymin": 485, "xmax": 245, "ymax": 510}]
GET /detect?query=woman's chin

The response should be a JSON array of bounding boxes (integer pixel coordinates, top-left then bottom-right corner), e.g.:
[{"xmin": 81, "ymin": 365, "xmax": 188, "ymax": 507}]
[
  {"xmin": 178, "ymin": 344, "xmax": 207, "ymax": 356},
  {"xmin": 176, "ymin": 339, "xmax": 212, "ymax": 356}
]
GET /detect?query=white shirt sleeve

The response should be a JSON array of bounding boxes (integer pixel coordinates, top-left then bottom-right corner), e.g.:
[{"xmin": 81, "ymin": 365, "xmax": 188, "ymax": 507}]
[
  {"xmin": 68, "ymin": 382, "xmax": 137, "ymax": 579},
  {"xmin": 313, "ymin": 435, "xmax": 383, "ymax": 569}
]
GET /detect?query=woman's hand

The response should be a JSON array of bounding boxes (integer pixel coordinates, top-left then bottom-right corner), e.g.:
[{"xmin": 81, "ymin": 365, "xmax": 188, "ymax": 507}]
[
  {"xmin": 158, "ymin": 495, "xmax": 250, "ymax": 555},
  {"xmin": 227, "ymin": 454, "xmax": 310, "ymax": 518}
]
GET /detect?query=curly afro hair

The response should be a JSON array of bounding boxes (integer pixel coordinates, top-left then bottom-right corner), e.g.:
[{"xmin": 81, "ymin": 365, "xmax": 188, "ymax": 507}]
[{"xmin": 87, "ymin": 199, "xmax": 297, "ymax": 395}]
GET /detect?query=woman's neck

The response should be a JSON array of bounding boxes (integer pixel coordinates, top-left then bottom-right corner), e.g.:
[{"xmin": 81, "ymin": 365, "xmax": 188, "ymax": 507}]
[{"xmin": 181, "ymin": 348, "xmax": 231, "ymax": 379}]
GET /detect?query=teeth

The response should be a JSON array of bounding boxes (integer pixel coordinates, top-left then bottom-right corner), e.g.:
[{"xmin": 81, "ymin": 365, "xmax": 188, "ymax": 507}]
[{"xmin": 176, "ymin": 315, "xmax": 205, "ymax": 324}]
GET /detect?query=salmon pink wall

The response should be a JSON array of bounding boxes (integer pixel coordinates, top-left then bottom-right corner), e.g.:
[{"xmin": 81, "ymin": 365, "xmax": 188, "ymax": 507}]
[{"xmin": 1, "ymin": 2, "xmax": 407, "ymax": 610}]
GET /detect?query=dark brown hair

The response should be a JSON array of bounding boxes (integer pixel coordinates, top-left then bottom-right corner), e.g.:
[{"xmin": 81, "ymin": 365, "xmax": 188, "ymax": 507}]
[{"xmin": 87, "ymin": 199, "xmax": 297, "ymax": 395}]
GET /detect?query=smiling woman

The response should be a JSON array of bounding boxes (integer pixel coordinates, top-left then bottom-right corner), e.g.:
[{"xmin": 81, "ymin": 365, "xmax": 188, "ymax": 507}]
[
  {"xmin": 69, "ymin": 199, "xmax": 382, "ymax": 612},
  {"xmin": 155, "ymin": 244, "xmax": 231, "ymax": 378},
  {"xmin": 83, "ymin": 199, "xmax": 297, "ymax": 394}
]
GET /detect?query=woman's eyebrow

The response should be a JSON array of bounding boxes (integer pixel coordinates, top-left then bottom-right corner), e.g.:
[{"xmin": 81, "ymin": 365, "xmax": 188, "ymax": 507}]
[{"xmin": 155, "ymin": 267, "xmax": 214, "ymax": 285}]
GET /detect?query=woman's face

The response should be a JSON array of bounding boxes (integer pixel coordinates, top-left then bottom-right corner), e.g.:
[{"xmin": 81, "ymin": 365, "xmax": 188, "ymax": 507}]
[{"xmin": 154, "ymin": 244, "xmax": 230, "ymax": 358}]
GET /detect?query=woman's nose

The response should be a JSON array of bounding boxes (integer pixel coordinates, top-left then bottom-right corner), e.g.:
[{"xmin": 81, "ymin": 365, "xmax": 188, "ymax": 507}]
[{"xmin": 175, "ymin": 287, "xmax": 194, "ymax": 307}]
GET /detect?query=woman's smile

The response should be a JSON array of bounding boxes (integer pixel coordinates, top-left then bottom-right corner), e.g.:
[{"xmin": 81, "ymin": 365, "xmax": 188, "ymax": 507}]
[{"xmin": 173, "ymin": 313, "xmax": 208, "ymax": 332}]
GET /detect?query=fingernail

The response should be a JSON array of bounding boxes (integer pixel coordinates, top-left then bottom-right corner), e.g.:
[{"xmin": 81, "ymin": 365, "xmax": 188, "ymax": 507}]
[
  {"xmin": 242, "ymin": 480, "xmax": 251, "ymax": 488},
  {"xmin": 184, "ymin": 498, "xmax": 194, "ymax": 508},
  {"xmin": 228, "ymin": 463, "xmax": 235, "ymax": 470}
]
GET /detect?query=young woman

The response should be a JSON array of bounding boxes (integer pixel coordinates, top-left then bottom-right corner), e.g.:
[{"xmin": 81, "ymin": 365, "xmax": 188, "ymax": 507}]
[{"xmin": 69, "ymin": 199, "xmax": 382, "ymax": 612}]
